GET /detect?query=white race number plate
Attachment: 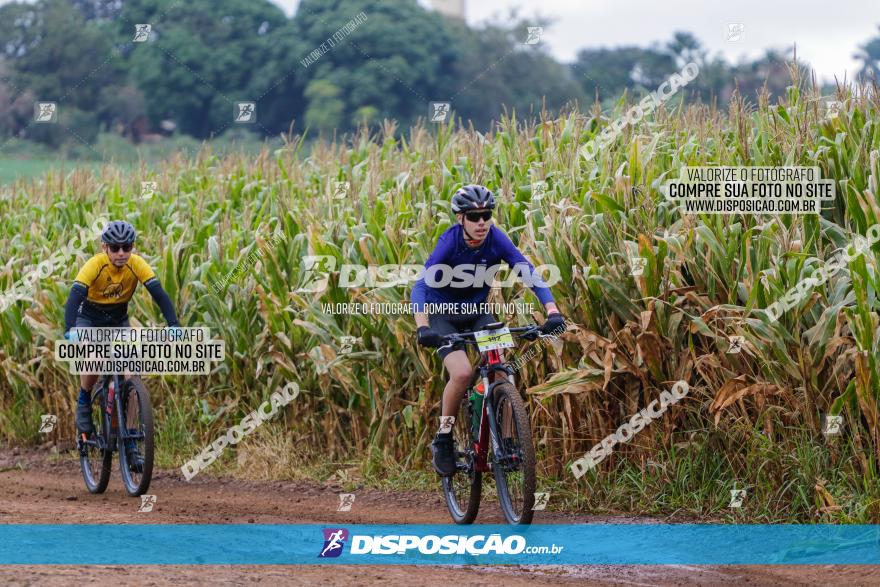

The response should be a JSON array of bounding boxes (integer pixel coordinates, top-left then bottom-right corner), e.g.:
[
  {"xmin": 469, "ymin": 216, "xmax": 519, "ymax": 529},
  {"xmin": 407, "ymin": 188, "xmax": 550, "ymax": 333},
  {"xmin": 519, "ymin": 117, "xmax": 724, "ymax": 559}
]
[{"xmin": 474, "ymin": 328, "xmax": 515, "ymax": 352}]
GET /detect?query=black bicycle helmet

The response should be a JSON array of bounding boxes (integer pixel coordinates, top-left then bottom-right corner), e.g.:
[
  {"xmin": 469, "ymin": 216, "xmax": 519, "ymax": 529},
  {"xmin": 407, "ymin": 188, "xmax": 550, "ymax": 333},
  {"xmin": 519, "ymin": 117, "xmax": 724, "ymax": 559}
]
[
  {"xmin": 451, "ymin": 184, "xmax": 496, "ymax": 213},
  {"xmin": 101, "ymin": 220, "xmax": 136, "ymax": 245}
]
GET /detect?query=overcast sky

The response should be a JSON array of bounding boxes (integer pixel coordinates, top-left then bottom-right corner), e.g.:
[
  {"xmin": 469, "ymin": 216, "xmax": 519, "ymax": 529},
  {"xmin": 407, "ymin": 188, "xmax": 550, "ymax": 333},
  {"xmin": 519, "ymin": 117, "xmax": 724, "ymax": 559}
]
[{"xmin": 275, "ymin": 0, "xmax": 879, "ymax": 83}]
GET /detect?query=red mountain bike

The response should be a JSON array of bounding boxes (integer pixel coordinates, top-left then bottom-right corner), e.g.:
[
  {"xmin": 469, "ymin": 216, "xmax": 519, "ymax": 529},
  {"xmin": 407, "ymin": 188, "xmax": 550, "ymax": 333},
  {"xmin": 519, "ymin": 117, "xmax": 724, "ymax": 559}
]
[{"xmin": 436, "ymin": 321, "xmax": 551, "ymax": 525}]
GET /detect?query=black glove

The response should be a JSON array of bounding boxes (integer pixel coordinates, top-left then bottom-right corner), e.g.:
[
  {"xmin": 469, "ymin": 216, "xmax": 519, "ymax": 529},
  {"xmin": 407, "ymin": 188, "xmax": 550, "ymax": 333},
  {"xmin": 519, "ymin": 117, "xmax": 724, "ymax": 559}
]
[
  {"xmin": 417, "ymin": 326, "xmax": 444, "ymax": 348},
  {"xmin": 540, "ymin": 312, "xmax": 566, "ymax": 335}
]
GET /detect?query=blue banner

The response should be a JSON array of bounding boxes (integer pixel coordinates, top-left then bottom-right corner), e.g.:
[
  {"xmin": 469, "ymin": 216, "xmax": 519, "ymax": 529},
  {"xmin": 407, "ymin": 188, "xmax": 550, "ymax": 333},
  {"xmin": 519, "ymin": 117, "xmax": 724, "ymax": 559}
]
[{"xmin": 1, "ymin": 524, "xmax": 878, "ymax": 565}]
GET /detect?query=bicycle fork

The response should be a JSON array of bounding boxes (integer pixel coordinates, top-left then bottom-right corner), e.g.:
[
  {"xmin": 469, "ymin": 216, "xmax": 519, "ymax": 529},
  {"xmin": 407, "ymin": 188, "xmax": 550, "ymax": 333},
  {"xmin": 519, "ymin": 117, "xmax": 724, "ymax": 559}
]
[
  {"xmin": 474, "ymin": 350, "xmax": 517, "ymax": 472},
  {"xmin": 474, "ymin": 378, "xmax": 492, "ymax": 472},
  {"xmin": 482, "ymin": 385, "xmax": 507, "ymax": 472}
]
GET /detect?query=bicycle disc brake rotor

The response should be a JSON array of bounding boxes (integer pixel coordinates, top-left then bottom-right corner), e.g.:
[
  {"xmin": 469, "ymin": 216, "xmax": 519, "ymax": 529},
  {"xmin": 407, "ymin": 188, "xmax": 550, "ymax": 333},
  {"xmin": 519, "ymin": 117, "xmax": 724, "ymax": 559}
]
[
  {"xmin": 499, "ymin": 440, "xmax": 522, "ymax": 472},
  {"xmin": 456, "ymin": 444, "xmax": 475, "ymax": 474}
]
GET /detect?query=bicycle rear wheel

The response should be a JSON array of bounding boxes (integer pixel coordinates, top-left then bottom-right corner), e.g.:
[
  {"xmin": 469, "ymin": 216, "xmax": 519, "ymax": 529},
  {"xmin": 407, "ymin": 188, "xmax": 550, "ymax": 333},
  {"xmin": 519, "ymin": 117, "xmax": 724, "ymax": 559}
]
[
  {"xmin": 441, "ymin": 396, "xmax": 482, "ymax": 524},
  {"xmin": 491, "ymin": 382, "xmax": 536, "ymax": 525},
  {"xmin": 117, "ymin": 377, "xmax": 154, "ymax": 497},
  {"xmin": 79, "ymin": 384, "xmax": 112, "ymax": 494}
]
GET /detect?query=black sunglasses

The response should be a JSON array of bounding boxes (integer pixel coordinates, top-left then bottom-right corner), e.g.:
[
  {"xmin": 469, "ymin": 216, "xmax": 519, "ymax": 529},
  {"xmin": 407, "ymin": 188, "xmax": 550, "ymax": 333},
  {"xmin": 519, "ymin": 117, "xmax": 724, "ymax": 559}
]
[
  {"xmin": 464, "ymin": 210, "xmax": 492, "ymax": 222},
  {"xmin": 108, "ymin": 244, "xmax": 133, "ymax": 253}
]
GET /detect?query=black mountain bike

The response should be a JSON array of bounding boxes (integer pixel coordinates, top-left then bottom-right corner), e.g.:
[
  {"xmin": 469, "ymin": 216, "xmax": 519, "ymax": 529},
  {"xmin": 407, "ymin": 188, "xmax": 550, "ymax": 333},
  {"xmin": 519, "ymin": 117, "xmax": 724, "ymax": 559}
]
[
  {"xmin": 437, "ymin": 321, "xmax": 553, "ymax": 525},
  {"xmin": 78, "ymin": 373, "xmax": 154, "ymax": 496}
]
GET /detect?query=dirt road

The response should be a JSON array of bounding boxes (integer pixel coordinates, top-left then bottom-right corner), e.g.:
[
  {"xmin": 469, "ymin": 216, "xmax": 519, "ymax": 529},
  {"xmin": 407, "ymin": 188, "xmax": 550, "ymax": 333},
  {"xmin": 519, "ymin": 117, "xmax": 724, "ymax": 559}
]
[{"xmin": 0, "ymin": 448, "xmax": 876, "ymax": 586}]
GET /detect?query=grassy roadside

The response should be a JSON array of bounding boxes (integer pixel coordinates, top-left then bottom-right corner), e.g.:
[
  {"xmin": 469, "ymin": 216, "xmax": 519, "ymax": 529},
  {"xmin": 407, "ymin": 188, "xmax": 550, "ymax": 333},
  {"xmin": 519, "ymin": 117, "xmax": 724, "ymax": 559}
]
[{"xmin": 147, "ymin": 421, "xmax": 878, "ymax": 523}]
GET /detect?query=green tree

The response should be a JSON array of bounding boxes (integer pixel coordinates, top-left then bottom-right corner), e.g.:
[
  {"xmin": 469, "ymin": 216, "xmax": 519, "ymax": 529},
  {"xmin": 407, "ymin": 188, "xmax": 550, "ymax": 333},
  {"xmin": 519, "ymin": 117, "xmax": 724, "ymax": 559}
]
[
  {"xmin": 97, "ymin": 84, "xmax": 148, "ymax": 140},
  {"xmin": 70, "ymin": 0, "xmax": 124, "ymax": 21},
  {"xmin": 664, "ymin": 31, "xmax": 732, "ymax": 103},
  {"xmin": 303, "ymin": 79, "xmax": 345, "ymax": 132},
  {"xmin": 0, "ymin": 59, "xmax": 34, "ymax": 139},
  {"xmin": 666, "ymin": 31, "xmax": 702, "ymax": 67},
  {"xmin": 448, "ymin": 18, "xmax": 586, "ymax": 129},
  {"xmin": 247, "ymin": 18, "xmax": 308, "ymax": 135},
  {"xmin": 0, "ymin": 0, "xmax": 125, "ymax": 145},
  {"xmin": 293, "ymin": 0, "xmax": 458, "ymax": 133},
  {"xmin": 572, "ymin": 46, "xmax": 675, "ymax": 104},
  {"xmin": 120, "ymin": 0, "xmax": 287, "ymax": 138},
  {"xmin": 0, "ymin": 0, "xmax": 123, "ymax": 108},
  {"xmin": 854, "ymin": 25, "xmax": 880, "ymax": 82},
  {"xmin": 729, "ymin": 48, "xmax": 811, "ymax": 105}
]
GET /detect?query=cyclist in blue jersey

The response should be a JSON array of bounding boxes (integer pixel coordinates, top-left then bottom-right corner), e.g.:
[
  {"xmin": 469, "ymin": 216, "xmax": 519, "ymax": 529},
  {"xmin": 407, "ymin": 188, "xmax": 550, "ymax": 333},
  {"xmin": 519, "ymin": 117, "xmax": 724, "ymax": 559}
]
[{"xmin": 411, "ymin": 184, "xmax": 565, "ymax": 476}]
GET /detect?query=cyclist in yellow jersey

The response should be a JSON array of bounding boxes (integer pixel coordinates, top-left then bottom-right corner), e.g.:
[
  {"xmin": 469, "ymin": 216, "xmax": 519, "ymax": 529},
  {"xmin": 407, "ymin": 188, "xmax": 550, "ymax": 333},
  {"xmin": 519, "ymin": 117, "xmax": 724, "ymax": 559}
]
[
  {"xmin": 74, "ymin": 251, "xmax": 158, "ymax": 308},
  {"xmin": 63, "ymin": 221, "xmax": 180, "ymax": 443}
]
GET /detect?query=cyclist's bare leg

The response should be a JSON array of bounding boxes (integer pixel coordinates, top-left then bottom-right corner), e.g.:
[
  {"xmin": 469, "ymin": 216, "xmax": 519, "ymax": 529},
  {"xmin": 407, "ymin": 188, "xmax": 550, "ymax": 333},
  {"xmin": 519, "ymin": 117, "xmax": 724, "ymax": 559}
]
[{"xmin": 441, "ymin": 350, "xmax": 472, "ymax": 418}]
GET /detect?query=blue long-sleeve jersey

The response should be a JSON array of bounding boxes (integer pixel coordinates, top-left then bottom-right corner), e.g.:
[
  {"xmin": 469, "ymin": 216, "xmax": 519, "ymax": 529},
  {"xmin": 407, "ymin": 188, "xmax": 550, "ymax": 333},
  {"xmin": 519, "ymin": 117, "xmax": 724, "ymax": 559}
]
[{"xmin": 410, "ymin": 224, "xmax": 555, "ymax": 313}]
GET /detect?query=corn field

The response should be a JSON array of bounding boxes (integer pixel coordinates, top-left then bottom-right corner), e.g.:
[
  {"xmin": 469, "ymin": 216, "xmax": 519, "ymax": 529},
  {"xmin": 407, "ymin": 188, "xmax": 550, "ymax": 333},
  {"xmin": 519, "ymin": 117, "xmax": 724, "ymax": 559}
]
[{"xmin": 2, "ymin": 74, "xmax": 879, "ymax": 520}]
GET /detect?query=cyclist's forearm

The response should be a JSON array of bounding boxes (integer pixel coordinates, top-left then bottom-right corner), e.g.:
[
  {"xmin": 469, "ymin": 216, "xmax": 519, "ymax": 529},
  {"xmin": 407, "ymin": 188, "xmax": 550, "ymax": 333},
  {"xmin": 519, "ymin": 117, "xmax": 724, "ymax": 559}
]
[
  {"xmin": 410, "ymin": 279, "xmax": 430, "ymax": 323},
  {"xmin": 145, "ymin": 279, "xmax": 179, "ymax": 326},
  {"xmin": 545, "ymin": 302, "xmax": 559, "ymax": 315},
  {"xmin": 64, "ymin": 283, "xmax": 87, "ymax": 331}
]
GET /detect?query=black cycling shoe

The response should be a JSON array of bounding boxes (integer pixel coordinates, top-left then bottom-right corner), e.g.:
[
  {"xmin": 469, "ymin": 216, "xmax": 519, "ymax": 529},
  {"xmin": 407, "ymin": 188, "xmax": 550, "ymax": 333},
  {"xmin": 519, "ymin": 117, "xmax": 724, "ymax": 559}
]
[
  {"xmin": 125, "ymin": 439, "xmax": 144, "ymax": 474},
  {"xmin": 431, "ymin": 433, "xmax": 456, "ymax": 476},
  {"xmin": 75, "ymin": 402, "xmax": 94, "ymax": 435}
]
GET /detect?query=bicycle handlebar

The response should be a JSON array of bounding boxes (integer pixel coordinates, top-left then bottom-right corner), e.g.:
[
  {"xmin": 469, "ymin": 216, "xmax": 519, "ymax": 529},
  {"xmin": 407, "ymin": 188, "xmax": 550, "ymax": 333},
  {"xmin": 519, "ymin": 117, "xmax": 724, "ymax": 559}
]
[{"xmin": 435, "ymin": 324, "xmax": 553, "ymax": 352}]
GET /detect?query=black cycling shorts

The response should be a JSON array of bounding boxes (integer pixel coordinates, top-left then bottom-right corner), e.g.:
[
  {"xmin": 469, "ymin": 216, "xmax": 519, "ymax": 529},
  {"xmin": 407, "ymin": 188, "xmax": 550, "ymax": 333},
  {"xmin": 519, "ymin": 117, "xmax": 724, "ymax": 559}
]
[
  {"xmin": 80, "ymin": 299, "xmax": 129, "ymax": 325},
  {"xmin": 429, "ymin": 313, "xmax": 497, "ymax": 360},
  {"xmin": 75, "ymin": 316, "xmax": 131, "ymax": 329}
]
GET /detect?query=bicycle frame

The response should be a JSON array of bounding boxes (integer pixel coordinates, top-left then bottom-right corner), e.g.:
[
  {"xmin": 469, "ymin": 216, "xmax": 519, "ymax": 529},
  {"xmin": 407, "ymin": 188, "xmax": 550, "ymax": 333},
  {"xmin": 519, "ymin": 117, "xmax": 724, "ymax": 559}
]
[
  {"xmin": 82, "ymin": 373, "xmax": 137, "ymax": 452},
  {"xmin": 470, "ymin": 348, "xmax": 515, "ymax": 473},
  {"xmin": 111, "ymin": 374, "xmax": 142, "ymax": 449},
  {"xmin": 435, "ymin": 322, "xmax": 546, "ymax": 474}
]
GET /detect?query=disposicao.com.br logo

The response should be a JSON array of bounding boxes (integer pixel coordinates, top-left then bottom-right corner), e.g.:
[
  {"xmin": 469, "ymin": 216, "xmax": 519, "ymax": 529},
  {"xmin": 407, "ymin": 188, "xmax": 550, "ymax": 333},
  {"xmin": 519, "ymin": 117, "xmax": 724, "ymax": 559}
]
[
  {"xmin": 296, "ymin": 259, "xmax": 561, "ymax": 293},
  {"xmin": 318, "ymin": 528, "xmax": 349, "ymax": 558},
  {"xmin": 318, "ymin": 528, "xmax": 563, "ymax": 557}
]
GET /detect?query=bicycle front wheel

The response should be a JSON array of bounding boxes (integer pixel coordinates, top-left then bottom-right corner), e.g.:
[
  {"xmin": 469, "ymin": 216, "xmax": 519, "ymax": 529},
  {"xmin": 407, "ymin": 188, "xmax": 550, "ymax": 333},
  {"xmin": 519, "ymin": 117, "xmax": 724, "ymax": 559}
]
[
  {"xmin": 79, "ymin": 384, "xmax": 112, "ymax": 494},
  {"xmin": 491, "ymin": 382, "xmax": 536, "ymax": 525},
  {"xmin": 117, "ymin": 377, "xmax": 154, "ymax": 497},
  {"xmin": 441, "ymin": 396, "xmax": 482, "ymax": 524}
]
